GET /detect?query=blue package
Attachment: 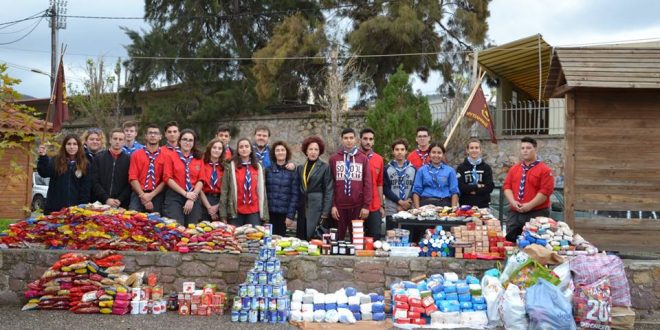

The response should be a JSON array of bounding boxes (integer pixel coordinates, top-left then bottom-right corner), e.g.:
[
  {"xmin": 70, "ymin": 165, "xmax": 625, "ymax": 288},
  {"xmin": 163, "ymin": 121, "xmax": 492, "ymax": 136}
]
[
  {"xmin": 353, "ymin": 312, "xmax": 362, "ymax": 321},
  {"xmin": 369, "ymin": 293, "xmax": 383, "ymax": 302},
  {"xmin": 465, "ymin": 275, "xmax": 480, "ymax": 285},
  {"xmin": 456, "ymin": 283, "xmax": 469, "ymax": 294},
  {"xmin": 417, "ymin": 280, "xmax": 428, "ymax": 291},
  {"xmin": 313, "ymin": 303, "xmax": 325, "ymax": 311},
  {"xmin": 484, "ymin": 268, "xmax": 500, "ymax": 278},
  {"xmin": 438, "ymin": 300, "xmax": 460, "ymax": 313},
  {"xmin": 348, "ymin": 304, "xmax": 360, "ymax": 313},
  {"xmin": 460, "ymin": 301, "xmax": 473, "ymax": 309},
  {"xmin": 371, "ymin": 303, "xmax": 384, "ymax": 313},
  {"xmin": 445, "ymin": 292, "xmax": 458, "ymax": 301},
  {"xmin": 403, "ymin": 281, "xmax": 417, "ymax": 289},
  {"xmin": 372, "ymin": 312, "xmax": 386, "ymax": 321},
  {"xmin": 433, "ymin": 292, "xmax": 446, "ymax": 301},
  {"xmin": 472, "ymin": 296, "xmax": 486, "ymax": 304},
  {"xmin": 325, "ymin": 303, "xmax": 337, "ymax": 311},
  {"xmin": 458, "ymin": 293, "xmax": 471, "ymax": 302},
  {"xmin": 337, "ymin": 303, "xmax": 348, "ymax": 310},
  {"xmin": 429, "ymin": 274, "xmax": 444, "ymax": 282},
  {"xmin": 474, "ymin": 303, "xmax": 487, "ymax": 311},
  {"xmin": 345, "ymin": 287, "xmax": 357, "ymax": 297},
  {"xmin": 518, "ymin": 239, "xmax": 530, "ymax": 249},
  {"xmin": 536, "ymin": 238, "xmax": 547, "ymax": 246},
  {"xmin": 443, "ymin": 284, "xmax": 456, "ymax": 293}
]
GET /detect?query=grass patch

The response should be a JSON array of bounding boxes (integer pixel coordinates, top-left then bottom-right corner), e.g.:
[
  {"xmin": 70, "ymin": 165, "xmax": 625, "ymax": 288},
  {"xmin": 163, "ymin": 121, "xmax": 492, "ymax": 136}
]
[{"xmin": 0, "ymin": 218, "xmax": 16, "ymax": 231}]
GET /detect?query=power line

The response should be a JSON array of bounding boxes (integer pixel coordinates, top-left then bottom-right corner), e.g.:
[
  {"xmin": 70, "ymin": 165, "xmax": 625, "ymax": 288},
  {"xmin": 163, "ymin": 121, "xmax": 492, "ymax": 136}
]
[
  {"xmin": 0, "ymin": 15, "xmax": 45, "ymax": 46},
  {"xmin": 0, "ymin": 10, "xmax": 47, "ymax": 27}
]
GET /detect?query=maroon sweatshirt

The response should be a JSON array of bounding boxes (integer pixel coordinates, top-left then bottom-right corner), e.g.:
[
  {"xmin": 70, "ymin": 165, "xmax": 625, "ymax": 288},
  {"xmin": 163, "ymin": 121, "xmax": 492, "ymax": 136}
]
[{"xmin": 329, "ymin": 148, "xmax": 372, "ymax": 209}]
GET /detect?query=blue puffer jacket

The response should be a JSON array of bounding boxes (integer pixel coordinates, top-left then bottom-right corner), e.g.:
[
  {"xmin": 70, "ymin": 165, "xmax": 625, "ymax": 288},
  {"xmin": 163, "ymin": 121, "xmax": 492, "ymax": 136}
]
[{"xmin": 265, "ymin": 164, "xmax": 300, "ymax": 219}]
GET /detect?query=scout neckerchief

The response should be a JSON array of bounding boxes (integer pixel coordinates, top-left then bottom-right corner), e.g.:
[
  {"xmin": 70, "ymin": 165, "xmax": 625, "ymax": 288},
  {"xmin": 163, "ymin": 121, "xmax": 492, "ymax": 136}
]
[
  {"xmin": 208, "ymin": 161, "xmax": 220, "ymax": 190},
  {"xmin": 165, "ymin": 143, "xmax": 176, "ymax": 151},
  {"xmin": 467, "ymin": 157, "xmax": 482, "ymax": 186},
  {"xmin": 390, "ymin": 160, "xmax": 411, "ymax": 200},
  {"xmin": 428, "ymin": 163, "xmax": 444, "ymax": 189},
  {"xmin": 123, "ymin": 141, "xmax": 141, "ymax": 155},
  {"xmin": 175, "ymin": 149, "xmax": 194, "ymax": 192},
  {"xmin": 343, "ymin": 147, "xmax": 359, "ymax": 196},
  {"xmin": 144, "ymin": 147, "xmax": 161, "ymax": 190},
  {"xmin": 241, "ymin": 161, "xmax": 253, "ymax": 204},
  {"xmin": 416, "ymin": 147, "xmax": 430, "ymax": 165},
  {"xmin": 518, "ymin": 159, "xmax": 540, "ymax": 202},
  {"xmin": 254, "ymin": 145, "xmax": 269, "ymax": 163},
  {"xmin": 303, "ymin": 160, "xmax": 316, "ymax": 190}
]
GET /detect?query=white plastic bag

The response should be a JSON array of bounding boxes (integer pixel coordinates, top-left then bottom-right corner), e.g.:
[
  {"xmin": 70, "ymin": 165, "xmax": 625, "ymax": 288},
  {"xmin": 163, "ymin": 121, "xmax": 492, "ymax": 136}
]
[
  {"xmin": 500, "ymin": 251, "xmax": 529, "ymax": 284},
  {"xmin": 553, "ymin": 261, "xmax": 574, "ymax": 304},
  {"xmin": 501, "ymin": 284, "xmax": 528, "ymax": 330},
  {"xmin": 481, "ymin": 275, "xmax": 504, "ymax": 327}
]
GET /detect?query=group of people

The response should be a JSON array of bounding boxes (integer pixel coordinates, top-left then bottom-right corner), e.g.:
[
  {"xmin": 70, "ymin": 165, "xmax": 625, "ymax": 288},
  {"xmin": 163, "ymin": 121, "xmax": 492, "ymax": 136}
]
[{"xmin": 37, "ymin": 122, "xmax": 554, "ymax": 243}]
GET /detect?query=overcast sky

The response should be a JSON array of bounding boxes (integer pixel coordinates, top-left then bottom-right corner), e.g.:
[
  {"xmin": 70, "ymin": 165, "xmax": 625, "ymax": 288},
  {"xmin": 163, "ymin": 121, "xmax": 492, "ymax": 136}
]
[{"xmin": 2, "ymin": 0, "xmax": 660, "ymax": 99}]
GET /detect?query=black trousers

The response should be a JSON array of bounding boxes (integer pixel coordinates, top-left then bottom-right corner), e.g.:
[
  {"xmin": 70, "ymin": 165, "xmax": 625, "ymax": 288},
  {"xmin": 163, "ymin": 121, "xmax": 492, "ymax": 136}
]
[
  {"xmin": 365, "ymin": 211, "xmax": 382, "ymax": 241},
  {"xmin": 269, "ymin": 212, "xmax": 287, "ymax": 237},
  {"xmin": 505, "ymin": 208, "xmax": 550, "ymax": 242}
]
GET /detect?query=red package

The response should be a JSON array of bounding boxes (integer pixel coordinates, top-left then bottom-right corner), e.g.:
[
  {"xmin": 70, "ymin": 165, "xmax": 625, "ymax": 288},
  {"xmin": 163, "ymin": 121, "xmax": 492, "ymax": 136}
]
[
  {"xmin": 412, "ymin": 318, "xmax": 427, "ymax": 325},
  {"xmin": 408, "ymin": 311, "xmax": 421, "ymax": 319},
  {"xmin": 408, "ymin": 297, "xmax": 422, "ymax": 307},
  {"xmin": 394, "ymin": 294, "xmax": 408, "ymax": 303},
  {"xmin": 409, "ymin": 306, "xmax": 425, "ymax": 314},
  {"xmin": 395, "ymin": 318, "xmax": 411, "ymax": 324},
  {"xmin": 395, "ymin": 301, "xmax": 409, "ymax": 310},
  {"xmin": 425, "ymin": 305, "xmax": 438, "ymax": 314}
]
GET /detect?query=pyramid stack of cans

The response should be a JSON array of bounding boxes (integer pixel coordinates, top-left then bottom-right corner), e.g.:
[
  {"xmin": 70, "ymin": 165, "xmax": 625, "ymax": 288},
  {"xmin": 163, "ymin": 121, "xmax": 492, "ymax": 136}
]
[{"xmin": 231, "ymin": 225, "xmax": 289, "ymax": 324}]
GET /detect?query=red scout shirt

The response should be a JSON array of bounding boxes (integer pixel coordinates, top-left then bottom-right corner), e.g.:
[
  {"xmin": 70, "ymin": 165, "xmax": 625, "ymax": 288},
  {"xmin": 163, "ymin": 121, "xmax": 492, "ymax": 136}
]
[
  {"xmin": 129, "ymin": 147, "xmax": 166, "ymax": 191},
  {"xmin": 365, "ymin": 151, "xmax": 384, "ymax": 212},
  {"xmin": 235, "ymin": 164, "xmax": 260, "ymax": 214},
  {"xmin": 407, "ymin": 148, "xmax": 430, "ymax": 169},
  {"xmin": 503, "ymin": 161, "xmax": 554, "ymax": 212},
  {"xmin": 201, "ymin": 162, "xmax": 224, "ymax": 194},
  {"xmin": 163, "ymin": 151, "xmax": 203, "ymax": 192}
]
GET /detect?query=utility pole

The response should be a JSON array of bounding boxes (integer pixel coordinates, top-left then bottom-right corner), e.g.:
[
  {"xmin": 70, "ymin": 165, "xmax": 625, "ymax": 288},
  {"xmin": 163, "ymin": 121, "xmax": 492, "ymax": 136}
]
[{"xmin": 49, "ymin": 0, "xmax": 67, "ymax": 92}]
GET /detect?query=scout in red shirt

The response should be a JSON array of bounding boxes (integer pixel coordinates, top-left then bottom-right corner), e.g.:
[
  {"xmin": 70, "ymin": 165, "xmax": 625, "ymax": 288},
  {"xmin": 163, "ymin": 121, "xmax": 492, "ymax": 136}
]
[
  {"xmin": 163, "ymin": 129, "xmax": 204, "ymax": 226},
  {"xmin": 215, "ymin": 125, "xmax": 234, "ymax": 161},
  {"xmin": 219, "ymin": 138, "xmax": 268, "ymax": 226},
  {"xmin": 129, "ymin": 124, "xmax": 167, "ymax": 213},
  {"xmin": 503, "ymin": 137, "xmax": 555, "ymax": 242},
  {"xmin": 200, "ymin": 138, "xmax": 225, "ymax": 221},
  {"xmin": 407, "ymin": 126, "xmax": 431, "ymax": 169},
  {"xmin": 160, "ymin": 121, "xmax": 180, "ymax": 161},
  {"xmin": 360, "ymin": 128, "xmax": 384, "ymax": 241}
]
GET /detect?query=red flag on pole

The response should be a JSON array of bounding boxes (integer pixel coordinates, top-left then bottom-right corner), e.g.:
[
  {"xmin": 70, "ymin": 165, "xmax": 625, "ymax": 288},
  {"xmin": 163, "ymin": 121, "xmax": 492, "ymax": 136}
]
[
  {"xmin": 465, "ymin": 86, "xmax": 497, "ymax": 144},
  {"xmin": 50, "ymin": 59, "xmax": 69, "ymax": 131}
]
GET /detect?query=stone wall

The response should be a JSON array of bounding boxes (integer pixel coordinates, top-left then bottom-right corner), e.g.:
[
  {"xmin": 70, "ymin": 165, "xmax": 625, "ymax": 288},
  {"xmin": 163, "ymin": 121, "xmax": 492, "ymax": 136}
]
[
  {"xmin": 1, "ymin": 250, "xmax": 658, "ymax": 319},
  {"xmin": 224, "ymin": 111, "xmax": 366, "ymax": 164},
  {"xmin": 446, "ymin": 136, "xmax": 565, "ymax": 185},
  {"xmin": 225, "ymin": 112, "xmax": 564, "ymax": 185},
  {"xmin": 0, "ymin": 249, "xmax": 495, "ymax": 305}
]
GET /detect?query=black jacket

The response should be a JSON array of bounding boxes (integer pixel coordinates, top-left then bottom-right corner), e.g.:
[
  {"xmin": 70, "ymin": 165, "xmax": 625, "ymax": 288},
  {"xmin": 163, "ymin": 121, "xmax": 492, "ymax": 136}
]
[
  {"xmin": 92, "ymin": 150, "xmax": 131, "ymax": 208},
  {"xmin": 37, "ymin": 155, "xmax": 92, "ymax": 214},
  {"xmin": 456, "ymin": 158, "xmax": 494, "ymax": 208}
]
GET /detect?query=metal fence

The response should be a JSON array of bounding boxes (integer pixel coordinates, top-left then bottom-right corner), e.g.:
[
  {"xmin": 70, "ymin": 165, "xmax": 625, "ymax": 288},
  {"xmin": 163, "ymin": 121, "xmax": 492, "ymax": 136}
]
[{"xmin": 493, "ymin": 99, "xmax": 565, "ymax": 136}]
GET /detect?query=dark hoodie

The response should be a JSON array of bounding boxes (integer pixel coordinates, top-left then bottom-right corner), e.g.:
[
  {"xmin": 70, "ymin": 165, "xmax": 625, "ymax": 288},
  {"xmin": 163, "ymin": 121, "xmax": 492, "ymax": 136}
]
[
  {"xmin": 456, "ymin": 157, "xmax": 494, "ymax": 208},
  {"xmin": 329, "ymin": 148, "xmax": 372, "ymax": 209}
]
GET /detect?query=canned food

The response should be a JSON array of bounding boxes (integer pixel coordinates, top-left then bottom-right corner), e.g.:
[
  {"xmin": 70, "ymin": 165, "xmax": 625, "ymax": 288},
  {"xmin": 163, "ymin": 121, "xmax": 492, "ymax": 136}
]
[
  {"xmin": 248, "ymin": 309, "xmax": 258, "ymax": 323},
  {"xmin": 232, "ymin": 297, "xmax": 242, "ymax": 310},
  {"xmin": 278, "ymin": 310, "xmax": 288, "ymax": 323},
  {"xmin": 255, "ymin": 260, "xmax": 264, "ymax": 272},
  {"xmin": 239, "ymin": 285, "xmax": 247, "ymax": 297},
  {"xmin": 260, "ymin": 310, "xmax": 269, "ymax": 323},
  {"xmin": 268, "ymin": 298, "xmax": 277, "ymax": 311},
  {"xmin": 251, "ymin": 297, "xmax": 259, "ymax": 310},
  {"xmin": 258, "ymin": 272, "xmax": 268, "ymax": 285},
  {"xmin": 274, "ymin": 259, "xmax": 281, "ymax": 272},
  {"xmin": 247, "ymin": 284, "xmax": 255, "ymax": 297},
  {"xmin": 255, "ymin": 285, "xmax": 263, "ymax": 297},
  {"xmin": 259, "ymin": 248, "xmax": 268, "ymax": 261},
  {"xmin": 272, "ymin": 285, "xmax": 282, "ymax": 297},
  {"xmin": 231, "ymin": 310, "xmax": 239, "ymax": 322},
  {"xmin": 241, "ymin": 297, "xmax": 251, "ymax": 310},
  {"xmin": 246, "ymin": 271, "xmax": 255, "ymax": 284},
  {"xmin": 258, "ymin": 297, "xmax": 265, "ymax": 311},
  {"xmin": 239, "ymin": 310, "xmax": 248, "ymax": 322},
  {"xmin": 269, "ymin": 310, "xmax": 278, "ymax": 323},
  {"xmin": 266, "ymin": 260, "xmax": 275, "ymax": 273},
  {"xmin": 276, "ymin": 297, "xmax": 287, "ymax": 311},
  {"xmin": 263, "ymin": 285, "xmax": 272, "ymax": 298}
]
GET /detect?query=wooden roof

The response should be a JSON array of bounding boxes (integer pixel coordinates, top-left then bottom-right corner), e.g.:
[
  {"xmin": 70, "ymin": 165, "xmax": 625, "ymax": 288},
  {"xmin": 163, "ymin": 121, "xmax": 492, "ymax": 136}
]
[
  {"xmin": 545, "ymin": 43, "xmax": 660, "ymax": 97},
  {"xmin": 0, "ymin": 104, "xmax": 53, "ymax": 133},
  {"xmin": 478, "ymin": 34, "xmax": 552, "ymax": 100}
]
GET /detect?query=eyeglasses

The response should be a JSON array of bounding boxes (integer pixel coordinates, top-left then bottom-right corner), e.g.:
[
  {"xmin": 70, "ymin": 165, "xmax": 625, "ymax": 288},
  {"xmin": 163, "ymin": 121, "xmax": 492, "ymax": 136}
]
[
  {"xmin": 87, "ymin": 128, "xmax": 102, "ymax": 134},
  {"xmin": 181, "ymin": 138, "xmax": 194, "ymax": 143}
]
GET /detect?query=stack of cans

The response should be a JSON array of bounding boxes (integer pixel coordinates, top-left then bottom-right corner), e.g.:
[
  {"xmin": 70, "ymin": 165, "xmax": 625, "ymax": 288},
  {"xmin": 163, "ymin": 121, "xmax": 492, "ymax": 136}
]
[{"xmin": 232, "ymin": 225, "xmax": 289, "ymax": 324}]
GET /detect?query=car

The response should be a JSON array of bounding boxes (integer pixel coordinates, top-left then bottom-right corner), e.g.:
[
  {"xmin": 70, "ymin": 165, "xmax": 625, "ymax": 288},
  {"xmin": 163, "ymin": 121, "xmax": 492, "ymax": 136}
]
[{"xmin": 31, "ymin": 172, "xmax": 49, "ymax": 211}]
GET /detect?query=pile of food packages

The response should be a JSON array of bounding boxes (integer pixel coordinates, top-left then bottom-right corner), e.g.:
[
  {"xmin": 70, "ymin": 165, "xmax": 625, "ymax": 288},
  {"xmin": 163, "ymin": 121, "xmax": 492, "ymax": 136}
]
[
  {"xmin": 176, "ymin": 282, "xmax": 226, "ymax": 316},
  {"xmin": 231, "ymin": 235, "xmax": 290, "ymax": 324},
  {"xmin": 516, "ymin": 216, "xmax": 598, "ymax": 256},
  {"xmin": 289, "ymin": 288, "xmax": 386, "ymax": 324},
  {"xmin": 22, "ymin": 251, "xmax": 169, "ymax": 315},
  {"xmin": 393, "ymin": 205, "xmax": 496, "ymax": 222}
]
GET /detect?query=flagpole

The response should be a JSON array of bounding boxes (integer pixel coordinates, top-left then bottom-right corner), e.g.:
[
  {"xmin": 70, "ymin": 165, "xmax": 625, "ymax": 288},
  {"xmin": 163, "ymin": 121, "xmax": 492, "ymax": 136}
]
[
  {"xmin": 41, "ymin": 44, "xmax": 67, "ymax": 142},
  {"xmin": 443, "ymin": 71, "xmax": 486, "ymax": 149}
]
